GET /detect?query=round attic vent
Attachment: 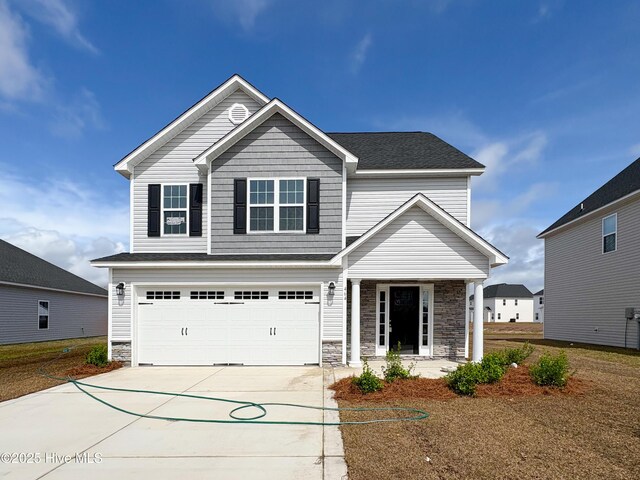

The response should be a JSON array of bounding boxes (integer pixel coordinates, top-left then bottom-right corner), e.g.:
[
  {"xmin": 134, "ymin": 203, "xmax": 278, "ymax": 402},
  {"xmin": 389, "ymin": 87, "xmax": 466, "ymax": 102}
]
[{"xmin": 228, "ymin": 103, "xmax": 249, "ymax": 125}]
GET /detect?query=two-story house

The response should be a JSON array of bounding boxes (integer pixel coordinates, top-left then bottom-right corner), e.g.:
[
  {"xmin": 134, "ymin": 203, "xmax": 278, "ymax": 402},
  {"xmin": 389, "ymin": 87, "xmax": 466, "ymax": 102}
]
[
  {"xmin": 92, "ymin": 75, "xmax": 508, "ymax": 366},
  {"xmin": 538, "ymin": 156, "xmax": 640, "ymax": 348},
  {"xmin": 469, "ymin": 283, "xmax": 534, "ymax": 322}
]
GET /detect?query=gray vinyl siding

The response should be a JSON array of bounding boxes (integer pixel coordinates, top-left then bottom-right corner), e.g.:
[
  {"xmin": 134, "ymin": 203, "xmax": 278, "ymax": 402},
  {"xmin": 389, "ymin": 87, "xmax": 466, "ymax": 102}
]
[
  {"xmin": 132, "ymin": 89, "xmax": 262, "ymax": 253},
  {"xmin": 111, "ymin": 267, "xmax": 344, "ymax": 342},
  {"xmin": 348, "ymin": 206, "xmax": 489, "ymax": 279},
  {"xmin": 211, "ymin": 113, "xmax": 343, "ymax": 254},
  {"xmin": 0, "ymin": 285, "xmax": 107, "ymax": 345},
  {"xmin": 347, "ymin": 176, "xmax": 469, "ymax": 236},
  {"xmin": 544, "ymin": 197, "xmax": 640, "ymax": 348}
]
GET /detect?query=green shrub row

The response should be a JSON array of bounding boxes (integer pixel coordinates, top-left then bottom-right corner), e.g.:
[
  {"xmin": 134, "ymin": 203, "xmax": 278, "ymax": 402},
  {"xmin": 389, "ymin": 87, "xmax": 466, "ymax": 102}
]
[
  {"xmin": 86, "ymin": 344, "xmax": 109, "ymax": 367},
  {"xmin": 352, "ymin": 344, "xmax": 417, "ymax": 394}
]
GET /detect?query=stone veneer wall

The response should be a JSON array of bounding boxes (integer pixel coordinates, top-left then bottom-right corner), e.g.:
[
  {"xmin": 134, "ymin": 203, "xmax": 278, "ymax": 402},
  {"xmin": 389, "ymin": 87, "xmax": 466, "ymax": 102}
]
[
  {"xmin": 347, "ymin": 280, "xmax": 466, "ymax": 361},
  {"xmin": 111, "ymin": 341, "xmax": 131, "ymax": 365},
  {"xmin": 322, "ymin": 341, "xmax": 343, "ymax": 365}
]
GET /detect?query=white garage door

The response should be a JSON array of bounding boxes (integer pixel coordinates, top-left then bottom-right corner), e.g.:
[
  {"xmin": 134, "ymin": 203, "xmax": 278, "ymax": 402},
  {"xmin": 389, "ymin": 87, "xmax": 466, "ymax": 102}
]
[{"xmin": 137, "ymin": 287, "xmax": 320, "ymax": 366}]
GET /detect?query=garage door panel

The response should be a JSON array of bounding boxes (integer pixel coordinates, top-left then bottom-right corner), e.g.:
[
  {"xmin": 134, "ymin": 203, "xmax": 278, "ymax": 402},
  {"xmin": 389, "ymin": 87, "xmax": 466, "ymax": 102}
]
[{"xmin": 136, "ymin": 287, "xmax": 320, "ymax": 366}]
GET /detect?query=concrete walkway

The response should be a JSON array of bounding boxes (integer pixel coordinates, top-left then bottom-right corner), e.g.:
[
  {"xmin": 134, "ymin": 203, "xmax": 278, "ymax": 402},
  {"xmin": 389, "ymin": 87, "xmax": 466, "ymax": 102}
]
[{"xmin": 0, "ymin": 366, "xmax": 347, "ymax": 480}]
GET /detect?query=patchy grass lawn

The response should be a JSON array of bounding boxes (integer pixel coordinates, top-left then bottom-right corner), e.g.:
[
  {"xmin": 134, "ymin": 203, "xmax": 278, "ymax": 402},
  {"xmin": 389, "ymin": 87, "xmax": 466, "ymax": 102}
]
[
  {"xmin": 336, "ymin": 323, "xmax": 640, "ymax": 480},
  {"xmin": 0, "ymin": 336, "xmax": 111, "ymax": 402}
]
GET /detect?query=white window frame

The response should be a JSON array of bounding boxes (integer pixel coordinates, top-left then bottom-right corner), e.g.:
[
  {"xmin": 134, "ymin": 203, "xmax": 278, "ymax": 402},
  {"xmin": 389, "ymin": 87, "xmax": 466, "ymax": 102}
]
[
  {"xmin": 247, "ymin": 177, "xmax": 306, "ymax": 233},
  {"xmin": 516, "ymin": 313, "xmax": 520, "ymax": 320},
  {"xmin": 375, "ymin": 283, "xmax": 434, "ymax": 357},
  {"xmin": 498, "ymin": 313, "xmax": 501, "ymax": 320},
  {"xmin": 515, "ymin": 298, "xmax": 518, "ymax": 306},
  {"xmin": 602, "ymin": 213, "xmax": 617, "ymax": 254},
  {"xmin": 38, "ymin": 300, "xmax": 49, "ymax": 330},
  {"xmin": 502, "ymin": 299, "xmax": 506, "ymax": 306},
  {"xmin": 160, "ymin": 183, "xmax": 189, "ymax": 237}
]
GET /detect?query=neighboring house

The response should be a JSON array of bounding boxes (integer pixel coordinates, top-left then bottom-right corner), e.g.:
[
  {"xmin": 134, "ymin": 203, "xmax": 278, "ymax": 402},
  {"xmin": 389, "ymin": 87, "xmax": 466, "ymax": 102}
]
[
  {"xmin": 538, "ymin": 157, "xmax": 640, "ymax": 349},
  {"xmin": 469, "ymin": 283, "xmax": 534, "ymax": 323},
  {"xmin": 533, "ymin": 289, "xmax": 544, "ymax": 323},
  {"xmin": 91, "ymin": 74, "xmax": 508, "ymax": 366},
  {"xmin": 0, "ymin": 240, "xmax": 107, "ymax": 345}
]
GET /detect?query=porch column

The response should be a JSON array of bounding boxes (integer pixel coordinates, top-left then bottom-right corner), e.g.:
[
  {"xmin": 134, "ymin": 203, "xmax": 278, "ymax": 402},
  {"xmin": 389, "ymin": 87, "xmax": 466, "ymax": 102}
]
[
  {"xmin": 350, "ymin": 279, "xmax": 362, "ymax": 366},
  {"xmin": 472, "ymin": 281, "xmax": 484, "ymax": 362}
]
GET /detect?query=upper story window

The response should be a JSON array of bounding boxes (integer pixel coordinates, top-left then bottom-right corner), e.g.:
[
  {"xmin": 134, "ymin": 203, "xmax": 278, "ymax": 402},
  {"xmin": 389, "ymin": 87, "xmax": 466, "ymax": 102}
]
[
  {"xmin": 248, "ymin": 178, "xmax": 305, "ymax": 232},
  {"xmin": 602, "ymin": 213, "xmax": 617, "ymax": 253},
  {"xmin": 502, "ymin": 299, "xmax": 506, "ymax": 306},
  {"xmin": 163, "ymin": 185, "xmax": 188, "ymax": 235},
  {"xmin": 515, "ymin": 299, "xmax": 518, "ymax": 306},
  {"xmin": 539, "ymin": 296, "xmax": 544, "ymax": 305}
]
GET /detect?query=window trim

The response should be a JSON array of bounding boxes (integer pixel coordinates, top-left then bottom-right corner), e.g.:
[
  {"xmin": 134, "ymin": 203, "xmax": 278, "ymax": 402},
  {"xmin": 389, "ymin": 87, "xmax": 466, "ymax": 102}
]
[
  {"xmin": 515, "ymin": 299, "xmax": 518, "ymax": 306},
  {"xmin": 602, "ymin": 213, "xmax": 617, "ymax": 254},
  {"xmin": 160, "ymin": 183, "xmax": 189, "ymax": 237},
  {"xmin": 38, "ymin": 300, "xmax": 49, "ymax": 330},
  {"xmin": 246, "ymin": 177, "xmax": 306, "ymax": 233}
]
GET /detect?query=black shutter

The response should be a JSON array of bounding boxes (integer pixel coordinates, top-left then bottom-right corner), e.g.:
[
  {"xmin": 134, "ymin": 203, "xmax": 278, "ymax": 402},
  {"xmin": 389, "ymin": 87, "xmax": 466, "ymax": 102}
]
[
  {"xmin": 189, "ymin": 183, "xmax": 203, "ymax": 237},
  {"xmin": 307, "ymin": 178, "xmax": 320, "ymax": 234},
  {"xmin": 148, "ymin": 184, "xmax": 161, "ymax": 237},
  {"xmin": 234, "ymin": 179, "xmax": 247, "ymax": 234}
]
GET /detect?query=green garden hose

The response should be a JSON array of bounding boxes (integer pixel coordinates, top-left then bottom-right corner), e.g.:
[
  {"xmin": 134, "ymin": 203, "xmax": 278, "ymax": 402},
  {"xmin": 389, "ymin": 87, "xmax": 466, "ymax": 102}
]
[{"xmin": 37, "ymin": 345, "xmax": 429, "ymax": 426}]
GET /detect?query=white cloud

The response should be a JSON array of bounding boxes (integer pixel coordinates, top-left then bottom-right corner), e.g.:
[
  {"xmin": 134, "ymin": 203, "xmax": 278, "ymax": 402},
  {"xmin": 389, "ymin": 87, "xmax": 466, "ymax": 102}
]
[
  {"xmin": 350, "ymin": 33, "xmax": 372, "ymax": 74},
  {"xmin": 49, "ymin": 87, "xmax": 106, "ymax": 138},
  {"xmin": 0, "ymin": 166, "xmax": 128, "ymax": 286},
  {"xmin": 13, "ymin": 0, "xmax": 97, "ymax": 53},
  {"xmin": 0, "ymin": 0, "xmax": 46, "ymax": 101},
  {"xmin": 212, "ymin": 0, "xmax": 271, "ymax": 32}
]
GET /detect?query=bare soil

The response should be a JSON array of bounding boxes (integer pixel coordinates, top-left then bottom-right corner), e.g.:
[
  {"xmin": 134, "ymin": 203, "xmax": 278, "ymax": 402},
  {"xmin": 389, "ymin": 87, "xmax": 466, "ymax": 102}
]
[
  {"xmin": 0, "ymin": 336, "xmax": 109, "ymax": 402},
  {"xmin": 336, "ymin": 323, "xmax": 640, "ymax": 480}
]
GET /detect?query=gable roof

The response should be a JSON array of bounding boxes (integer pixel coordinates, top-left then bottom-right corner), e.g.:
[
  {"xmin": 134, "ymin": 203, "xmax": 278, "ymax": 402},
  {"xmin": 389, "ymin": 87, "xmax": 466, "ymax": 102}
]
[
  {"xmin": 0, "ymin": 240, "xmax": 107, "ymax": 297},
  {"xmin": 331, "ymin": 193, "xmax": 508, "ymax": 267},
  {"xmin": 538, "ymin": 157, "xmax": 640, "ymax": 237},
  {"xmin": 193, "ymin": 98, "xmax": 359, "ymax": 173},
  {"xmin": 470, "ymin": 283, "xmax": 533, "ymax": 300},
  {"xmin": 327, "ymin": 132, "xmax": 485, "ymax": 172},
  {"xmin": 114, "ymin": 74, "xmax": 269, "ymax": 178},
  {"xmin": 534, "ymin": 289, "xmax": 544, "ymax": 296}
]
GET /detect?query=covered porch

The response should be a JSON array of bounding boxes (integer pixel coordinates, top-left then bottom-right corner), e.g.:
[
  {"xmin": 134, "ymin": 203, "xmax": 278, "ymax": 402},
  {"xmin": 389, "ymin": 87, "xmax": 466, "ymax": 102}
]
[{"xmin": 346, "ymin": 279, "xmax": 486, "ymax": 365}]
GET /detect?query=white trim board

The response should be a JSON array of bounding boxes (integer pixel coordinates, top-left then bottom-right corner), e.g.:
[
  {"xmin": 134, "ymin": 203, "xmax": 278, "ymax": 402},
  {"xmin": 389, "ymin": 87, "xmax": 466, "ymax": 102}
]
[
  {"xmin": 115, "ymin": 75, "xmax": 269, "ymax": 178},
  {"xmin": 351, "ymin": 168, "xmax": 484, "ymax": 177},
  {"xmin": 193, "ymin": 99, "xmax": 359, "ymax": 174},
  {"xmin": 0, "ymin": 280, "xmax": 107, "ymax": 298}
]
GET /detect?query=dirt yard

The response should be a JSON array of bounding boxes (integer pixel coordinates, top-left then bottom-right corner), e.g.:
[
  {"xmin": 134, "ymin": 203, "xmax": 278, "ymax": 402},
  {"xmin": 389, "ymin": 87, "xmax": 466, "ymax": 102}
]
[
  {"xmin": 0, "ymin": 336, "xmax": 109, "ymax": 402},
  {"xmin": 337, "ymin": 323, "xmax": 640, "ymax": 480}
]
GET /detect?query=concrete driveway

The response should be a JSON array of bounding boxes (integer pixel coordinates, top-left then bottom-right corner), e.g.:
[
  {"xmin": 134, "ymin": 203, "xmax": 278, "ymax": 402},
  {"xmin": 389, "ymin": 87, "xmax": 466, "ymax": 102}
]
[{"xmin": 0, "ymin": 366, "xmax": 346, "ymax": 480}]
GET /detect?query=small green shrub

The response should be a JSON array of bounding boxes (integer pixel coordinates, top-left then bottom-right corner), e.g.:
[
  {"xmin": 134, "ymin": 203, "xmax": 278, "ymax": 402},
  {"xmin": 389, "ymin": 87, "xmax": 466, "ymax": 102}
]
[
  {"xmin": 86, "ymin": 344, "xmax": 108, "ymax": 367},
  {"xmin": 352, "ymin": 359, "xmax": 383, "ymax": 394},
  {"xmin": 480, "ymin": 353, "xmax": 508, "ymax": 383},
  {"xmin": 530, "ymin": 351, "xmax": 571, "ymax": 387},
  {"xmin": 502, "ymin": 342, "xmax": 535, "ymax": 365},
  {"xmin": 382, "ymin": 343, "xmax": 416, "ymax": 382},
  {"xmin": 445, "ymin": 362, "xmax": 487, "ymax": 396}
]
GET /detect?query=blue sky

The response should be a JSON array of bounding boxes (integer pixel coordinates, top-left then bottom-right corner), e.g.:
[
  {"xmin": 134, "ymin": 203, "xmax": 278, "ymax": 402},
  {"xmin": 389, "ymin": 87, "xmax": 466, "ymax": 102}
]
[{"xmin": 0, "ymin": 0, "xmax": 639, "ymax": 289}]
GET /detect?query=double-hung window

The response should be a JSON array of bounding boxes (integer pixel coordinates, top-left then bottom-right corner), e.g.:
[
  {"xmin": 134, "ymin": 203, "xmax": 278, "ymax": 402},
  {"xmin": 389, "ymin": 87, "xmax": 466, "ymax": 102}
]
[
  {"xmin": 38, "ymin": 300, "xmax": 49, "ymax": 329},
  {"xmin": 248, "ymin": 179, "xmax": 305, "ymax": 232},
  {"xmin": 163, "ymin": 185, "xmax": 188, "ymax": 235},
  {"xmin": 602, "ymin": 213, "xmax": 617, "ymax": 253}
]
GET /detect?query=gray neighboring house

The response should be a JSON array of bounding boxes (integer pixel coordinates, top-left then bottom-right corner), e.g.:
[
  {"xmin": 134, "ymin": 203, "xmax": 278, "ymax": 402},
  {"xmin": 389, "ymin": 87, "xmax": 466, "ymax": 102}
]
[
  {"xmin": 538, "ymin": 157, "xmax": 640, "ymax": 348},
  {"xmin": 0, "ymin": 240, "xmax": 107, "ymax": 345}
]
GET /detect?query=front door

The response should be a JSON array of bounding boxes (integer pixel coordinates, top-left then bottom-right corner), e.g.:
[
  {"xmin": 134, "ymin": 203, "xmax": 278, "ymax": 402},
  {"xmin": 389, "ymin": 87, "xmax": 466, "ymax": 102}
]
[{"xmin": 389, "ymin": 286, "xmax": 420, "ymax": 354}]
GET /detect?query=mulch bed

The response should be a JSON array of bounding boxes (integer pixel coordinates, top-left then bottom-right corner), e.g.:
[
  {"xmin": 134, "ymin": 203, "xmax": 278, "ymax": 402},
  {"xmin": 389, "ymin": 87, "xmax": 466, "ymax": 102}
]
[
  {"xmin": 64, "ymin": 361, "xmax": 123, "ymax": 378},
  {"xmin": 330, "ymin": 365, "xmax": 587, "ymax": 402}
]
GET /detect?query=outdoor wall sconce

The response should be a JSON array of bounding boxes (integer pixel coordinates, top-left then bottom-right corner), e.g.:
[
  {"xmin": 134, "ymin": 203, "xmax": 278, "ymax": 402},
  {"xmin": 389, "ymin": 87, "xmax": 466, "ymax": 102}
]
[
  {"xmin": 328, "ymin": 282, "xmax": 336, "ymax": 296},
  {"xmin": 116, "ymin": 282, "xmax": 126, "ymax": 296}
]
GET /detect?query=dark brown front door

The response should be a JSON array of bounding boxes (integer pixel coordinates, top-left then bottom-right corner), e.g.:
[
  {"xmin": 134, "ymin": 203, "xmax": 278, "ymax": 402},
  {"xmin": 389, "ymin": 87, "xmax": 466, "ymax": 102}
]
[{"xmin": 389, "ymin": 286, "xmax": 420, "ymax": 354}]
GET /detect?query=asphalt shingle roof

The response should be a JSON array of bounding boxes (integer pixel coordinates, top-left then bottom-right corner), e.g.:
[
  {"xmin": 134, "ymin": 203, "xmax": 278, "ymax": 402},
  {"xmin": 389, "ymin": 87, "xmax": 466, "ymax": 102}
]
[
  {"xmin": 92, "ymin": 253, "xmax": 335, "ymax": 262},
  {"xmin": 534, "ymin": 289, "xmax": 544, "ymax": 296},
  {"xmin": 0, "ymin": 240, "xmax": 107, "ymax": 296},
  {"xmin": 327, "ymin": 132, "xmax": 484, "ymax": 170},
  {"xmin": 539, "ymin": 157, "xmax": 640, "ymax": 236},
  {"xmin": 470, "ymin": 283, "xmax": 533, "ymax": 301}
]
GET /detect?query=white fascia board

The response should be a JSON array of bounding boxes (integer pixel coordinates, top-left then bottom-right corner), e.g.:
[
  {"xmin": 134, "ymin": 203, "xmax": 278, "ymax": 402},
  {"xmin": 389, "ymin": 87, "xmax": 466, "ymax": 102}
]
[
  {"xmin": 91, "ymin": 261, "xmax": 340, "ymax": 269},
  {"xmin": 114, "ymin": 75, "xmax": 269, "ymax": 178},
  {"xmin": 193, "ymin": 99, "xmax": 359, "ymax": 174},
  {"xmin": 330, "ymin": 193, "xmax": 508, "ymax": 267},
  {"xmin": 537, "ymin": 189, "xmax": 640, "ymax": 239},
  {"xmin": 0, "ymin": 280, "xmax": 107, "ymax": 298},
  {"xmin": 351, "ymin": 168, "xmax": 485, "ymax": 177}
]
